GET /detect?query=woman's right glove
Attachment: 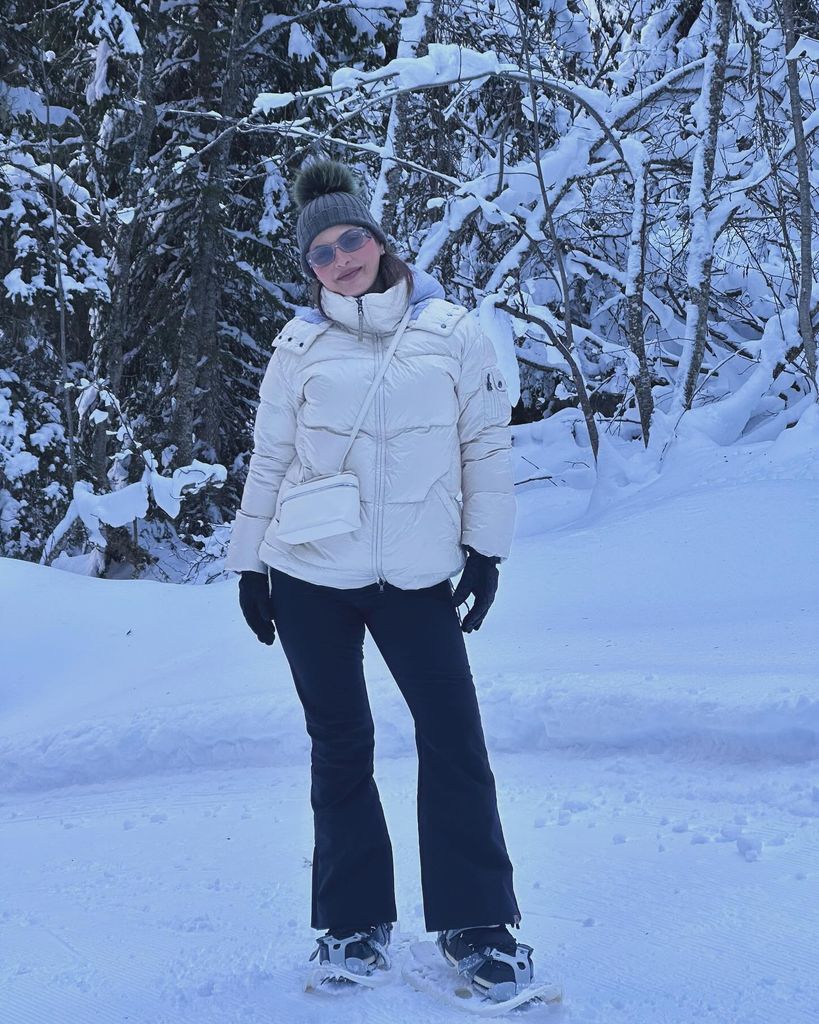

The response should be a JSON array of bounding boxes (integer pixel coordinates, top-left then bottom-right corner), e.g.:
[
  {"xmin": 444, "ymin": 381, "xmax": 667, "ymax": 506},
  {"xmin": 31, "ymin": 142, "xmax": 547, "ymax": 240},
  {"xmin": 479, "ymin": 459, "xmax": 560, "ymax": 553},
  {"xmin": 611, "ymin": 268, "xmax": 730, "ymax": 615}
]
[{"xmin": 238, "ymin": 570, "xmax": 276, "ymax": 645}]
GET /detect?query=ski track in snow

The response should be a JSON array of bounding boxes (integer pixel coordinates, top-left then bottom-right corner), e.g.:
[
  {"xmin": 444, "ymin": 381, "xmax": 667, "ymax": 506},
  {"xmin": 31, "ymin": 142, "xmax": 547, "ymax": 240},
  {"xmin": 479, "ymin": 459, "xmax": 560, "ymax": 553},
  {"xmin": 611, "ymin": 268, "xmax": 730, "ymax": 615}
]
[{"xmin": 2, "ymin": 438, "xmax": 818, "ymax": 1023}]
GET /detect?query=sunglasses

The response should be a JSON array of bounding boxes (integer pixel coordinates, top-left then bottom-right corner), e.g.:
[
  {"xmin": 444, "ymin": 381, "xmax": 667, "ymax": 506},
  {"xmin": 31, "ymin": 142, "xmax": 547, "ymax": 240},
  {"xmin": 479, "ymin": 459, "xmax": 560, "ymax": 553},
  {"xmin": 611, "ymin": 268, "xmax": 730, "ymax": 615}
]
[{"xmin": 307, "ymin": 227, "xmax": 374, "ymax": 269}]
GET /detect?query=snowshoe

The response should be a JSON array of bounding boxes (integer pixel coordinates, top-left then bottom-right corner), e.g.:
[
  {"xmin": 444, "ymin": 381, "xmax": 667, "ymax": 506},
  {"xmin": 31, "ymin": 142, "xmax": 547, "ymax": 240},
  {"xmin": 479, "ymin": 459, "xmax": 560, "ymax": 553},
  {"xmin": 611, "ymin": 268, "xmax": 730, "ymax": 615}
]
[
  {"xmin": 306, "ymin": 923, "xmax": 393, "ymax": 989},
  {"xmin": 437, "ymin": 925, "xmax": 535, "ymax": 1002}
]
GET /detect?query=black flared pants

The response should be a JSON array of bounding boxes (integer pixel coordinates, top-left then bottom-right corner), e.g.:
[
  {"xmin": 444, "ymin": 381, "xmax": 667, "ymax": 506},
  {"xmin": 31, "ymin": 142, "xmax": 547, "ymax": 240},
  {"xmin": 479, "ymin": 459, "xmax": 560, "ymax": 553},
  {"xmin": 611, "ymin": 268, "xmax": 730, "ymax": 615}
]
[{"xmin": 267, "ymin": 567, "xmax": 520, "ymax": 933}]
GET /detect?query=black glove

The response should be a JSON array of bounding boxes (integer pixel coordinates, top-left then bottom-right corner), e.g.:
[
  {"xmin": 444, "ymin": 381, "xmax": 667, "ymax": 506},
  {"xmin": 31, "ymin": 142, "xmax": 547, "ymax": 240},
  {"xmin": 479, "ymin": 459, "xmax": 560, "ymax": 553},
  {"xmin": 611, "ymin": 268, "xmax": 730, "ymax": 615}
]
[
  {"xmin": 238, "ymin": 570, "xmax": 276, "ymax": 645},
  {"xmin": 451, "ymin": 545, "xmax": 501, "ymax": 633}
]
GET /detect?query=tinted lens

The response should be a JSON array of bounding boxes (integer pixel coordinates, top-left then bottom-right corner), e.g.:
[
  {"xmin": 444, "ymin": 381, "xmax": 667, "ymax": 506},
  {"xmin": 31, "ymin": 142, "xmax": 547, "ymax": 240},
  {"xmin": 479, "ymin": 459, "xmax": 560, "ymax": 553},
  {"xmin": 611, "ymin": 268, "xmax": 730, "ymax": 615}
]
[
  {"xmin": 337, "ymin": 228, "xmax": 370, "ymax": 252},
  {"xmin": 307, "ymin": 244, "xmax": 334, "ymax": 268},
  {"xmin": 307, "ymin": 228, "xmax": 371, "ymax": 268}
]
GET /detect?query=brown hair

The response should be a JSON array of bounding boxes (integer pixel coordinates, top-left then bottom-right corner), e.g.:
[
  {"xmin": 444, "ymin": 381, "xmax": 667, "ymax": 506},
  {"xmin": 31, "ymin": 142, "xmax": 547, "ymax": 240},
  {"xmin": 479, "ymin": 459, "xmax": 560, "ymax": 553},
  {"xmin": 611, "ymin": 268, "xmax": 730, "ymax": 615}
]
[{"xmin": 309, "ymin": 251, "xmax": 415, "ymax": 316}]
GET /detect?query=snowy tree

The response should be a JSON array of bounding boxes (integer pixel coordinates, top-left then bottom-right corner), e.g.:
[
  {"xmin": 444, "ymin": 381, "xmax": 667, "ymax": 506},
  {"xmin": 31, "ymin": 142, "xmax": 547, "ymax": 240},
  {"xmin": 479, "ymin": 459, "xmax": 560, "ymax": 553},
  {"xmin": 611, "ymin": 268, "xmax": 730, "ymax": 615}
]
[
  {"xmin": 0, "ymin": 329, "xmax": 71, "ymax": 558},
  {"xmin": 1, "ymin": 0, "xmax": 816, "ymax": 574}
]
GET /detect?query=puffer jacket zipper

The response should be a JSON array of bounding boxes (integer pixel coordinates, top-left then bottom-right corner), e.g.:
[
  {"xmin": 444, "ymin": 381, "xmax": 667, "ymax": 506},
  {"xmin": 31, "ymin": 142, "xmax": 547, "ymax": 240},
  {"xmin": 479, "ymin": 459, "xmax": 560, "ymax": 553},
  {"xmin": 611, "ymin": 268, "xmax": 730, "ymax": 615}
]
[
  {"xmin": 357, "ymin": 298, "xmax": 387, "ymax": 593},
  {"xmin": 375, "ymin": 332, "xmax": 387, "ymax": 591},
  {"xmin": 357, "ymin": 296, "xmax": 364, "ymax": 345}
]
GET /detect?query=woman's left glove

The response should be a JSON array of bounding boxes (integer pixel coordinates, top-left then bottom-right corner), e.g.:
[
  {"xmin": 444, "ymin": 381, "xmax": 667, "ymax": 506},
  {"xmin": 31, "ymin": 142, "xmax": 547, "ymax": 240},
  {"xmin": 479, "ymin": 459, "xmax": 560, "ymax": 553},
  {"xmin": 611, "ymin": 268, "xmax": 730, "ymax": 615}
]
[
  {"xmin": 238, "ymin": 570, "xmax": 277, "ymax": 646},
  {"xmin": 451, "ymin": 545, "xmax": 501, "ymax": 633}
]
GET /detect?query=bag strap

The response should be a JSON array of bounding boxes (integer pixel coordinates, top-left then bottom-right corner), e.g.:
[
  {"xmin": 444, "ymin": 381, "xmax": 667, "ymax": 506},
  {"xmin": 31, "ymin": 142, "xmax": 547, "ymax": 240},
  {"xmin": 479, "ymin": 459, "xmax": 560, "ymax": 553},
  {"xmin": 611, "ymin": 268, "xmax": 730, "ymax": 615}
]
[{"xmin": 337, "ymin": 306, "xmax": 413, "ymax": 471}]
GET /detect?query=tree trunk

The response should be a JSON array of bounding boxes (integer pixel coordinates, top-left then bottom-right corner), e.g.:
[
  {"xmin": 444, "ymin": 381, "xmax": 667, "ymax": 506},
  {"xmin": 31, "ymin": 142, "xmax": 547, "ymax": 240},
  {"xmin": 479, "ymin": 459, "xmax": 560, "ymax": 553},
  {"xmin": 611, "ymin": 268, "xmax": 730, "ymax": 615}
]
[
  {"xmin": 91, "ymin": 0, "xmax": 161, "ymax": 485},
  {"xmin": 676, "ymin": 0, "xmax": 732, "ymax": 410},
  {"xmin": 624, "ymin": 146, "xmax": 654, "ymax": 444},
  {"xmin": 40, "ymin": 41, "xmax": 78, "ymax": 490},
  {"xmin": 172, "ymin": 0, "xmax": 253, "ymax": 465},
  {"xmin": 378, "ymin": 1, "xmax": 435, "ymax": 243},
  {"xmin": 512, "ymin": 0, "xmax": 600, "ymax": 459},
  {"xmin": 780, "ymin": 0, "xmax": 817, "ymax": 381},
  {"xmin": 497, "ymin": 302, "xmax": 599, "ymax": 460}
]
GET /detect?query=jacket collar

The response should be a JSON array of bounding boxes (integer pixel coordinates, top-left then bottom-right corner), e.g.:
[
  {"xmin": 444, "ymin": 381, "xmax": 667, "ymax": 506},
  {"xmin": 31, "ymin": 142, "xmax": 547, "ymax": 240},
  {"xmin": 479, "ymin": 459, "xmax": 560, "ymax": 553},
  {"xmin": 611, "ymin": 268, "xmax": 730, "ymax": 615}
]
[{"xmin": 299, "ymin": 265, "xmax": 445, "ymax": 335}]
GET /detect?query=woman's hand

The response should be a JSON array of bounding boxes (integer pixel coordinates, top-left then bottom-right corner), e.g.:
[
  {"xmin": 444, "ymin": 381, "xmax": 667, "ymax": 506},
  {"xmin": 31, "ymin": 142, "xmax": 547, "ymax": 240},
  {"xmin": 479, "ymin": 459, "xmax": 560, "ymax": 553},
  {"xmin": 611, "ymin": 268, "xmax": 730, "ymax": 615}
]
[
  {"xmin": 238, "ymin": 570, "xmax": 277, "ymax": 645},
  {"xmin": 451, "ymin": 546, "xmax": 501, "ymax": 632}
]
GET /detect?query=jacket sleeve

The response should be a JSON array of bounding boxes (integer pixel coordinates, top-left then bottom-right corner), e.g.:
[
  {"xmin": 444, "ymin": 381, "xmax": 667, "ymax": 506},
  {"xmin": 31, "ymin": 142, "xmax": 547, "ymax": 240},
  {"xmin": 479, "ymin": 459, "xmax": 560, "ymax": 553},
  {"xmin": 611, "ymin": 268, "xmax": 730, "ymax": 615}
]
[
  {"xmin": 224, "ymin": 348, "xmax": 300, "ymax": 573},
  {"xmin": 455, "ymin": 317, "xmax": 516, "ymax": 560}
]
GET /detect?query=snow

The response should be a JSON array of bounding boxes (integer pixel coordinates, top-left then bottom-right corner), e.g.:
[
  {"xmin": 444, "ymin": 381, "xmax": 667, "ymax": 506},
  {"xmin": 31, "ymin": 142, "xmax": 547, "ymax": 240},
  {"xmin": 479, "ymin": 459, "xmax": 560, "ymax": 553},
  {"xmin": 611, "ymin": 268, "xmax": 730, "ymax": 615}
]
[
  {"xmin": 0, "ymin": 85, "xmax": 77, "ymax": 126},
  {"xmin": 35, "ymin": 456, "xmax": 227, "ymax": 565},
  {"xmin": 147, "ymin": 457, "xmax": 228, "ymax": 519},
  {"xmin": 253, "ymin": 44, "xmax": 503, "ymax": 115},
  {"xmin": 396, "ymin": 1, "xmax": 433, "ymax": 59},
  {"xmin": 785, "ymin": 35, "xmax": 819, "ymax": 62},
  {"xmin": 2, "ymin": 152, "xmax": 92, "ymax": 216},
  {"xmin": 87, "ymin": 1, "xmax": 143, "ymax": 55},
  {"xmin": 3, "ymin": 267, "xmax": 46, "ymax": 303},
  {"xmin": 28, "ymin": 421, "xmax": 65, "ymax": 450},
  {"xmin": 85, "ymin": 38, "xmax": 112, "ymax": 105},
  {"xmin": 2, "ymin": 424, "xmax": 818, "ymax": 1022},
  {"xmin": 253, "ymin": 91, "xmax": 296, "ymax": 116},
  {"xmin": 621, "ymin": 137, "xmax": 648, "ymax": 299},
  {"xmin": 73, "ymin": 477, "xmax": 149, "ymax": 537},
  {"xmin": 735, "ymin": 0, "xmax": 771, "ymax": 34},
  {"xmin": 779, "ymin": 108, "xmax": 819, "ymax": 161},
  {"xmin": 679, "ymin": 309, "xmax": 793, "ymax": 445},
  {"xmin": 2, "ymin": 449, "xmax": 39, "ymax": 480},
  {"xmin": 287, "ymin": 23, "xmax": 313, "ymax": 62}
]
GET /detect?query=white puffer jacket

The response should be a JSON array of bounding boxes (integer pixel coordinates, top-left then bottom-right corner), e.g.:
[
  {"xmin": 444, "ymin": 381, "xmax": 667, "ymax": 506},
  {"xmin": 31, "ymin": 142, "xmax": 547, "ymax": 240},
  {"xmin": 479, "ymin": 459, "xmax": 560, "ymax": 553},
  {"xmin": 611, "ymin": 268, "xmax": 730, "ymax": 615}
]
[{"xmin": 224, "ymin": 266, "xmax": 516, "ymax": 589}]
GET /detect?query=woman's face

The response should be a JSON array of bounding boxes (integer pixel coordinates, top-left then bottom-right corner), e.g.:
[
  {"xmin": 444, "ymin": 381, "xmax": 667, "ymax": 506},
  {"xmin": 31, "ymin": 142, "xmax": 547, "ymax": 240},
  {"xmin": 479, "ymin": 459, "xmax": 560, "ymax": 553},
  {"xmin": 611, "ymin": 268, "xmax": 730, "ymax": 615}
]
[{"xmin": 308, "ymin": 223, "xmax": 385, "ymax": 297}]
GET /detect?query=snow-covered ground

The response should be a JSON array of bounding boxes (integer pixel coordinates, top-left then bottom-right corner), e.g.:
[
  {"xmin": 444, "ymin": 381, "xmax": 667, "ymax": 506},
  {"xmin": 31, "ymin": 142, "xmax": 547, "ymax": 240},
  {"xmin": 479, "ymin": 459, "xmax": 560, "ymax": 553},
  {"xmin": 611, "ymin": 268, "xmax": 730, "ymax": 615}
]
[{"xmin": 2, "ymin": 421, "xmax": 818, "ymax": 1024}]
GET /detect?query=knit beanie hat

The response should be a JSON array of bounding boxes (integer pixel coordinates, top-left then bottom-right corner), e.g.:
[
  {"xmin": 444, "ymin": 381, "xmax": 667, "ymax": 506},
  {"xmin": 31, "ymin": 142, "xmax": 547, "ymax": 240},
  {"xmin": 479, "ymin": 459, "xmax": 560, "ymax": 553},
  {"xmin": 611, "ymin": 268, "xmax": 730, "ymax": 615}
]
[{"xmin": 293, "ymin": 159, "xmax": 388, "ymax": 276}]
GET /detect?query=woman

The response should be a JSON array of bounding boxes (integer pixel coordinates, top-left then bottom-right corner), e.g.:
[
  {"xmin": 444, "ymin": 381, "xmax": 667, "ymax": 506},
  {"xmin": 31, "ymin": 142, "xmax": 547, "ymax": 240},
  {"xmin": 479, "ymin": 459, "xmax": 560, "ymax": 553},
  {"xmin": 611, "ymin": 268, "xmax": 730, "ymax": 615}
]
[{"xmin": 224, "ymin": 159, "xmax": 534, "ymax": 1001}]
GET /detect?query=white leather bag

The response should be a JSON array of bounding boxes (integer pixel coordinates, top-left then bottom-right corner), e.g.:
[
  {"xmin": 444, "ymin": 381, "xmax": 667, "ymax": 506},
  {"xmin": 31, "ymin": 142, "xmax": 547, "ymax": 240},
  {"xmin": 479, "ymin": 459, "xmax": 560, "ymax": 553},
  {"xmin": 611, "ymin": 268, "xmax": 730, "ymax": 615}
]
[{"xmin": 274, "ymin": 308, "xmax": 412, "ymax": 545}]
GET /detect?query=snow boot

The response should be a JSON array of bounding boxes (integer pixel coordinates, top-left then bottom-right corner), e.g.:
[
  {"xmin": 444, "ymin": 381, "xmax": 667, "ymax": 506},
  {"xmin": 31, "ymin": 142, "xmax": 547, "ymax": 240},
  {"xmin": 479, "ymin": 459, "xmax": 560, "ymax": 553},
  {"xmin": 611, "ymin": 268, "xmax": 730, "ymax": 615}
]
[
  {"xmin": 436, "ymin": 924, "xmax": 534, "ymax": 1002},
  {"xmin": 309, "ymin": 922, "xmax": 393, "ymax": 976}
]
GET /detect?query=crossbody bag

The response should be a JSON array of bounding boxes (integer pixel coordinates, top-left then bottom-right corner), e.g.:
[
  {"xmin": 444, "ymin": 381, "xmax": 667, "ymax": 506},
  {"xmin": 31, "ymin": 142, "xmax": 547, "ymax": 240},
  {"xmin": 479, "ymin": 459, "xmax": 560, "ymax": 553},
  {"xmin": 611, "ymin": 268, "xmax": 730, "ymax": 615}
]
[{"xmin": 274, "ymin": 306, "xmax": 412, "ymax": 545}]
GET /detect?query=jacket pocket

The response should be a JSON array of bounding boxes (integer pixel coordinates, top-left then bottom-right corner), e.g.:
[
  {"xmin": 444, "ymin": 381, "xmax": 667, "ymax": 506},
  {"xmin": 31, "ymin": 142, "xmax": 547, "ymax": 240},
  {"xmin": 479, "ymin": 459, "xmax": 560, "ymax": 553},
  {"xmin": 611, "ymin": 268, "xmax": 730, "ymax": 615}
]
[
  {"xmin": 482, "ymin": 366, "xmax": 511, "ymax": 425},
  {"xmin": 432, "ymin": 479, "xmax": 462, "ymax": 530}
]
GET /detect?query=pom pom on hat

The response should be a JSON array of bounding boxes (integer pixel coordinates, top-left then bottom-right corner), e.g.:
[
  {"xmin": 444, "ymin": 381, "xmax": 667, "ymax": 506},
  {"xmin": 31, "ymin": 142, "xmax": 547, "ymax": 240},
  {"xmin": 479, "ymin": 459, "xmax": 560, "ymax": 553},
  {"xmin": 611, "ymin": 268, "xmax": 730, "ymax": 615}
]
[{"xmin": 293, "ymin": 159, "xmax": 360, "ymax": 209}]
